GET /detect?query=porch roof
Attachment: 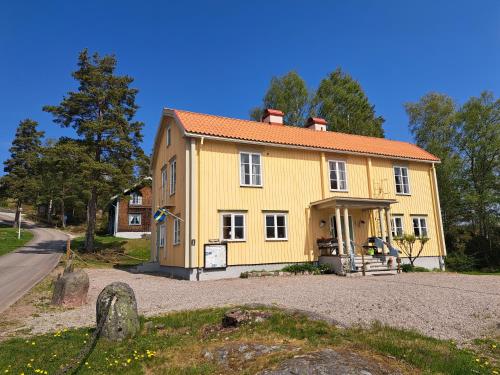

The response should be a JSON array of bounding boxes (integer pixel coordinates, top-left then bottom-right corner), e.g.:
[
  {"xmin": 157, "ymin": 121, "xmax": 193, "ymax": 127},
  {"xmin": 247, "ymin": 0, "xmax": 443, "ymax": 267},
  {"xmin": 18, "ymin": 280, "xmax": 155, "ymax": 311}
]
[{"xmin": 310, "ymin": 196, "xmax": 397, "ymax": 210}]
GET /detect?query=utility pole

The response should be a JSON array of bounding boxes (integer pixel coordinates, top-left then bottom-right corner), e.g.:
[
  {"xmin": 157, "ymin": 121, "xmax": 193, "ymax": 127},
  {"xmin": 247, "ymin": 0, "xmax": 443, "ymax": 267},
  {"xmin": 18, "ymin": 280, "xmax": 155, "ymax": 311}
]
[{"xmin": 17, "ymin": 207, "xmax": 23, "ymax": 239}]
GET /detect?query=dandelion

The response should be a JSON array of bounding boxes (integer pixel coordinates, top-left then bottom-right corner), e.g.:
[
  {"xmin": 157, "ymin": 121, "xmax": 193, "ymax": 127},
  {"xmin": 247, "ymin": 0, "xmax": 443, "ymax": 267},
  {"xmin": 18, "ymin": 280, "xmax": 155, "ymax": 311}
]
[
  {"xmin": 476, "ymin": 358, "xmax": 480, "ymax": 362},
  {"xmin": 85, "ymin": 362, "xmax": 88, "ymax": 366},
  {"xmin": 30, "ymin": 360, "xmax": 34, "ymax": 362},
  {"xmin": 493, "ymin": 344, "xmax": 497, "ymax": 349},
  {"xmin": 127, "ymin": 359, "xmax": 131, "ymax": 363},
  {"xmin": 31, "ymin": 342, "xmax": 36, "ymax": 346}
]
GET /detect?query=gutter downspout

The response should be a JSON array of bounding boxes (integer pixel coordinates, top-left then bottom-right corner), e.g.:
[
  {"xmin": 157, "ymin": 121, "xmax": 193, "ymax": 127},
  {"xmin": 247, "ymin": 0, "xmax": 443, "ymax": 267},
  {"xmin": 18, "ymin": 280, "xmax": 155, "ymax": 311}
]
[{"xmin": 189, "ymin": 138, "xmax": 196, "ymax": 271}]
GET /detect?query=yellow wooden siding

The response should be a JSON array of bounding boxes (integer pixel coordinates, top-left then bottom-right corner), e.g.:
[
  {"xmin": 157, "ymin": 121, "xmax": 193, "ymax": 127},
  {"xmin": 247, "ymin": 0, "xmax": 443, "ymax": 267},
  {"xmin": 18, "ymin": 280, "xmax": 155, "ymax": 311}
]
[
  {"xmin": 369, "ymin": 158, "xmax": 441, "ymax": 257},
  {"xmin": 151, "ymin": 117, "xmax": 187, "ymax": 267},
  {"xmin": 194, "ymin": 139, "xmax": 442, "ymax": 267}
]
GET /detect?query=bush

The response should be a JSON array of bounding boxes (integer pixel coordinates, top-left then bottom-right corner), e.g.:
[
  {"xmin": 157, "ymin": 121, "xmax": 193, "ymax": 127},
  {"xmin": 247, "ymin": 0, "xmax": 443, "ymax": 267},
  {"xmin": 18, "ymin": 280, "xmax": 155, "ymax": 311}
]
[
  {"xmin": 445, "ymin": 252, "xmax": 476, "ymax": 272},
  {"xmin": 401, "ymin": 264, "xmax": 429, "ymax": 272},
  {"xmin": 281, "ymin": 263, "xmax": 331, "ymax": 275}
]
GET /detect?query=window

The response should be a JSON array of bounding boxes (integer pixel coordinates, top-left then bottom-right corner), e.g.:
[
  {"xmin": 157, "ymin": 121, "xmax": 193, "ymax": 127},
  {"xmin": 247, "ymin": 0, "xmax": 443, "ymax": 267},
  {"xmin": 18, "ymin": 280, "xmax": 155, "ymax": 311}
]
[
  {"xmin": 265, "ymin": 213, "xmax": 288, "ymax": 240},
  {"xmin": 240, "ymin": 152, "xmax": 262, "ymax": 186},
  {"xmin": 170, "ymin": 158, "xmax": 176, "ymax": 195},
  {"xmin": 394, "ymin": 166, "xmax": 410, "ymax": 195},
  {"xmin": 221, "ymin": 213, "xmax": 246, "ymax": 241},
  {"xmin": 391, "ymin": 216, "xmax": 404, "ymax": 237},
  {"xmin": 128, "ymin": 214, "xmax": 141, "ymax": 226},
  {"xmin": 161, "ymin": 166, "xmax": 167, "ymax": 196},
  {"xmin": 166, "ymin": 126, "xmax": 171, "ymax": 147},
  {"xmin": 412, "ymin": 216, "xmax": 428, "ymax": 237},
  {"xmin": 130, "ymin": 192, "xmax": 142, "ymax": 205},
  {"xmin": 158, "ymin": 224, "xmax": 165, "ymax": 248},
  {"xmin": 173, "ymin": 216, "xmax": 181, "ymax": 245},
  {"xmin": 328, "ymin": 160, "xmax": 348, "ymax": 191}
]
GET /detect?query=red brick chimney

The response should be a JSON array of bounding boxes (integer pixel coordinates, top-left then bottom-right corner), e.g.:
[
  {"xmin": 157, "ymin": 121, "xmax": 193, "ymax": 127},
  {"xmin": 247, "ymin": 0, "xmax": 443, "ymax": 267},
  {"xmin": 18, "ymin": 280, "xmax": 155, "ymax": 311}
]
[
  {"xmin": 262, "ymin": 109, "xmax": 284, "ymax": 125},
  {"xmin": 306, "ymin": 117, "xmax": 327, "ymax": 131}
]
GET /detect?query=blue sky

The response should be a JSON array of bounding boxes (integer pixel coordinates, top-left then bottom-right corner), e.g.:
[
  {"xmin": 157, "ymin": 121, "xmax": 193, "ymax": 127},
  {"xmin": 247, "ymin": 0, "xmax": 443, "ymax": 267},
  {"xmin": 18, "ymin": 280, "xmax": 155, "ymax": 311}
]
[{"xmin": 1, "ymin": 0, "xmax": 499, "ymax": 172}]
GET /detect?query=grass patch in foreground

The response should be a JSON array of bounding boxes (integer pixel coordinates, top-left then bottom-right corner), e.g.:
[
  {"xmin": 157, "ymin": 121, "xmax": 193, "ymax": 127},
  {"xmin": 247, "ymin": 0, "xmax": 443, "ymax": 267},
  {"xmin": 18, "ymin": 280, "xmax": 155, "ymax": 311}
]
[
  {"xmin": 0, "ymin": 307, "xmax": 496, "ymax": 374},
  {"xmin": 70, "ymin": 235, "xmax": 150, "ymax": 268},
  {"xmin": 0, "ymin": 224, "xmax": 33, "ymax": 256}
]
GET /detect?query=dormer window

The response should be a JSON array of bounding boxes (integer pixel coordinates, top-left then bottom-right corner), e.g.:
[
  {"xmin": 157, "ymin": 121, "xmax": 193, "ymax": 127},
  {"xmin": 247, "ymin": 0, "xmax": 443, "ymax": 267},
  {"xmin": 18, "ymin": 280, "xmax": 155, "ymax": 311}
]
[{"xmin": 130, "ymin": 192, "xmax": 142, "ymax": 205}]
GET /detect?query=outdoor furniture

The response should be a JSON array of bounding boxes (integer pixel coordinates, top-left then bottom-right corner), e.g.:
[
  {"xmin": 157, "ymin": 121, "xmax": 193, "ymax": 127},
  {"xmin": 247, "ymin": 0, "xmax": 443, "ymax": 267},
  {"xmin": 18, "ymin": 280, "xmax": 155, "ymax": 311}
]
[{"xmin": 317, "ymin": 238, "xmax": 338, "ymax": 256}]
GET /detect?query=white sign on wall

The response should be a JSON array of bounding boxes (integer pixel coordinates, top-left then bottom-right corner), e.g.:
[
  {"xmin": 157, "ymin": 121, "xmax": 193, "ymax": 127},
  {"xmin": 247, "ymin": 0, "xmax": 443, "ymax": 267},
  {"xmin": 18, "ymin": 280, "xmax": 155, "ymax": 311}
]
[{"xmin": 204, "ymin": 243, "xmax": 227, "ymax": 269}]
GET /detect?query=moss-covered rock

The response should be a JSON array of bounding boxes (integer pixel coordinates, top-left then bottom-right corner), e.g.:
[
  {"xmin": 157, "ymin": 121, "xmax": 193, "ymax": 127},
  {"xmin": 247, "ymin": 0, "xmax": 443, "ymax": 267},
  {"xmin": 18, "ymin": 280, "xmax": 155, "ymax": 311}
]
[{"xmin": 96, "ymin": 282, "xmax": 139, "ymax": 341}]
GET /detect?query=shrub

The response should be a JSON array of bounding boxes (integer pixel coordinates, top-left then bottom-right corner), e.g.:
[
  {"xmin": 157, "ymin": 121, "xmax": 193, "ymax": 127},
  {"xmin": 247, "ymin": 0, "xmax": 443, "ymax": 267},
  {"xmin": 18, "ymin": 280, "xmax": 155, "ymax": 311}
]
[
  {"xmin": 401, "ymin": 264, "xmax": 429, "ymax": 272},
  {"xmin": 445, "ymin": 252, "xmax": 476, "ymax": 272},
  {"xmin": 281, "ymin": 263, "xmax": 331, "ymax": 275}
]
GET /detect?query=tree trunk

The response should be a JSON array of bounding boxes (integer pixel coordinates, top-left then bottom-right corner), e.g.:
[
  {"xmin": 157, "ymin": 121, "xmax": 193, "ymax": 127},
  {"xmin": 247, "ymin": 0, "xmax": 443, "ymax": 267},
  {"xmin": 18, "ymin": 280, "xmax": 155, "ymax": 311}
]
[
  {"xmin": 61, "ymin": 199, "xmax": 66, "ymax": 228},
  {"xmin": 84, "ymin": 188, "xmax": 97, "ymax": 253},
  {"xmin": 47, "ymin": 198, "xmax": 53, "ymax": 225},
  {"xmin": 13, "ymin": 200, "xmax": 21, "ymax": 228}
]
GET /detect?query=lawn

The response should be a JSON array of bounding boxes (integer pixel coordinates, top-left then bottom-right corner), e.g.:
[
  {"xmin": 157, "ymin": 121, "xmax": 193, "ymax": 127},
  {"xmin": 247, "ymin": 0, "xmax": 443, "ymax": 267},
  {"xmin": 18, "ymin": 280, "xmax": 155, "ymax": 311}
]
[
  {"xmin": 0, "ymin": 224, "xmax": 34, "ymax": 256},
  {"xmin": 70, "ymin": 235, "xmax": 150, "ymax": 268},
  {"xmin": 0, "ymin": 307, "xmax": 497, "ymax": 374}
]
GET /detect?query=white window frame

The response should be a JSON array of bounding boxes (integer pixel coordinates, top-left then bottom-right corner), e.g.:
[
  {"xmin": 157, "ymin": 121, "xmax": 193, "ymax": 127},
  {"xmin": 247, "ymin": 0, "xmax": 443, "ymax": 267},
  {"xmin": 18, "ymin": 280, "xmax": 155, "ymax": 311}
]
[
  {"xmin": 264, "ymin": 213, "xmax": 288, "ymax": 241},
  {"xmin": 220, "ymin": 212, "xmax": 246, "ymax": 242},
  {"xmin": 391, "ymin": 215, "xmax": 404, "ymax": 238},
  {"xmin": 239, "ymin": 152, "xmax": 262, "ymax": 187},
  {"xmin": 394, "ymin": 166, "xmax": 411, "ymax": 195},
  {"xmin": 130, "ymin": 192, "xmax": 142, "ymax": 206},
  {"xmin": 412, "ymin": 216, "xmax": 428, "ymax": 238},
  {"xmin": 161, "ymin": 166, "xmax": 167, "ymax": 196},
  {"xmin": 328, "ymin": 160, "xmax": 348, "ymax": 192},
  {"xmin": 166, "ymin": 126, "xmax": 171, "ymax": 147},
  {"xmin": 158, "ymin": 223, "xmax": 166, "ymax": 248},
  {"xmin": 173, "ymin": 216, "xmax": 181, "ymax": 245},
  {"xmin": 128, "ymin": 213, "xmax": 141, "ymax": 226},
  {"xmin": 169, "ymin": 158, "xmax": 176, "ymax": 195}
]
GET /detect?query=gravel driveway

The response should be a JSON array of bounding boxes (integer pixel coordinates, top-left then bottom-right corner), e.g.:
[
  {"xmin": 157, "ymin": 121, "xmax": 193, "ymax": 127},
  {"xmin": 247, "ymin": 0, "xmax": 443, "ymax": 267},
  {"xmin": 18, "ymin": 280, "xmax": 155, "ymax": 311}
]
[{"xmin": 23, "ymin": 270, "xmax": 500, "ymax": 342}]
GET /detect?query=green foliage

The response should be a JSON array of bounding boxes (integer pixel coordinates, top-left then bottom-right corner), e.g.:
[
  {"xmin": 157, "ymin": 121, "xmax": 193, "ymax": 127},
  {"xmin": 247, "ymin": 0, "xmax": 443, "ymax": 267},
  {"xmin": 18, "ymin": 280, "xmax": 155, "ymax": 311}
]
[
  {"xmin": 281, "ymin": 263, "xmax": 331, "ymax": 274},
  {"xmin": 44, "ymin": 49, "xmax": 145, "ymax": 252},
  {"xmin": 406, "ymin": 91, "xmax": 499, "ymax": 270},
  {"xmin": 38, "ymin": 138, "xmax": 89, "ymax": 227},
  {"xmin": 2, "ymin": 119, "xmax": 45, "ymax": 226},
  {"xmin": 445, "ymin": 252, "xmax": 477, "ymax": 272},
  {"xmin": 250, "ymin": 71, "xmax": 310, "ymax": 125},
  {"xmin": 313, "ymin": 68, "xmax": 385, "ymax": 137},
  {"xmin": 401, "ymin": 265, "xmax": 430, "ymax": 272},
  {"xmin": 251, "ymin": 68, "xmax": 385, "ymax": 137}
]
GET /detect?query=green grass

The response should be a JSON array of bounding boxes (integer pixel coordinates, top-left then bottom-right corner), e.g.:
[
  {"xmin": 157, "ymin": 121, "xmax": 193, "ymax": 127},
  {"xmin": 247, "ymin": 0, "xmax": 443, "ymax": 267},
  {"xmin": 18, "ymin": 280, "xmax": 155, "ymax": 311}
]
[
  {"xmin": 0, "ymin": 307, "xmax": 496, "ymax": 374},
  {"xmin": 0, "ymin": 224, "xmax": 34, "ymax": 256},
  {"xmin": 70, "ymin": 235, "xmax": 150, "ymax": 268}
]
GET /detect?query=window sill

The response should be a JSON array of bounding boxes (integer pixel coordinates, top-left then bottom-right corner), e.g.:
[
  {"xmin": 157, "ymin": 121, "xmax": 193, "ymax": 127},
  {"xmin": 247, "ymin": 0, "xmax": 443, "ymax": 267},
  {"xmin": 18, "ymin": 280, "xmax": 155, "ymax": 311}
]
[
  {"xmin": 240, "ymin": 184, "xmax": 263, "ymax": 188},
  {"xmin": 330, "ymin": 189, "xmax": 348, "ymax": 193},
  {"xmin": 265, "ymin": 238, "xmax": 288, "ymax": 242},
  {"xmin": 396, "ymin": 193, "xmax": 411, "ymax": 196},
  {"xmin": 223, "ymin": 239, "xmax": 246, "ymax": 242}
]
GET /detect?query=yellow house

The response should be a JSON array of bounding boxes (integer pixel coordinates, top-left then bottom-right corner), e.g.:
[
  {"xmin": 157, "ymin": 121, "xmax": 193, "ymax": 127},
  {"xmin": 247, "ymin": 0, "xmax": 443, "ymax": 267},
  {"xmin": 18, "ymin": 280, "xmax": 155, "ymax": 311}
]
[{"xmin": 149, "ymin": 108, "xmax": 446, "ymax": 280}]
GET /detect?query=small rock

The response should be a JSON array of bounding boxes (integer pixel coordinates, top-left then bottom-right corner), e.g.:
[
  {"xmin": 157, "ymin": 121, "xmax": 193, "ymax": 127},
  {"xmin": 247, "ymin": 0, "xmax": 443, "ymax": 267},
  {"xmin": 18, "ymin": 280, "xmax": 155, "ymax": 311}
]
[
  {"xmin": 51, "ymin": 269, "xmax": 89, "ymax": 307},
  {"xmin": 143, "ymin": 321, "xmax": 154, "ymax": 333}
]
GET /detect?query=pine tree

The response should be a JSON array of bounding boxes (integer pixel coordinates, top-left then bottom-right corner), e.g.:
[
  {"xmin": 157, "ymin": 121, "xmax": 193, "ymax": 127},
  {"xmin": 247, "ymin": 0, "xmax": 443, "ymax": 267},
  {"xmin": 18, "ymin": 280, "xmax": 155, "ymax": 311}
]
[
  {"xmin": 3, "ymin": 119, "xmax": 44, "ymax": 227},
  {"xmin": 313, "ymin": 68, "xmax": 385, "ymax": 137},
  {"xmin": 44, "ymin": 49, "xmax": 144, "ymax": 252}
]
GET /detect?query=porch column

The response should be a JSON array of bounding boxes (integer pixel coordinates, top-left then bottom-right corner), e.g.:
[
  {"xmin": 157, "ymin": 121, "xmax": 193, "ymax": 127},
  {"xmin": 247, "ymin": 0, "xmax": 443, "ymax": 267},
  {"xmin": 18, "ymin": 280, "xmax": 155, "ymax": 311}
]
[
  {"xmin": 378, "ymin": 208, "xmax": 387, "ymax": 254},
  {"xmin": 335, "ymin": 207, "xmax": 344, "ymax": 255},
  {"xmin": 343, "ymin": 207, "xmax": 351, "ymax": 255},
  {"xmin": 386, "ymin": 206, "xmax": 393, "ymax": 247}
]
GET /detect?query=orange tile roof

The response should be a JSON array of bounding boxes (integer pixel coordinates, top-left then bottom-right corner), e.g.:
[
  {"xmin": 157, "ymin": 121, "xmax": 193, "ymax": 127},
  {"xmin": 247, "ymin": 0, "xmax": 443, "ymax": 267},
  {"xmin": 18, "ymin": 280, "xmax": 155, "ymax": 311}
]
[{"xmin": 171, "ymin": 109, "xmax": 440, "ymax": 162}]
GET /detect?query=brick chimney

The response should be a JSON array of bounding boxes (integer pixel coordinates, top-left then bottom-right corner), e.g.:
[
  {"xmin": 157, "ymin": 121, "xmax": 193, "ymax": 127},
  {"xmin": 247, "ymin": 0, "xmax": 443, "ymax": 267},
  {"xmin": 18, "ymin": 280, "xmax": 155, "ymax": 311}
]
[
  {"xmin": 306, "ymin": 117, "xmax": 327, "ymax": 131},
  {"xmin": 262, "ymin": 109, "xmax": 284, "ymax": 125}
]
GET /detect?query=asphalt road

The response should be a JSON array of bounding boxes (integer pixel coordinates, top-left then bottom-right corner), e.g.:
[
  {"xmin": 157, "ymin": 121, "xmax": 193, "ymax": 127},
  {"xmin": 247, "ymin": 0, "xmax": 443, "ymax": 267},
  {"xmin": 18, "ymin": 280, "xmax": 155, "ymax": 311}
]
[{"xmin": 0, "ymin": 212, "xmax": 67, "ymax": 313}]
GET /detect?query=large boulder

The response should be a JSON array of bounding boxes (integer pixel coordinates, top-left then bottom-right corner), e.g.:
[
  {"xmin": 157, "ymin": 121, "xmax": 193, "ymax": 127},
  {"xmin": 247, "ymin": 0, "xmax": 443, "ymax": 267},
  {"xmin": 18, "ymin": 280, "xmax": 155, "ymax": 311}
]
[
  {"xmin": 51, "ymin": 269, "xmax": 89, "ymax": 307},
  {"xmin": 96, "ymin": 282, "xmax": 140, "ymax": 341}
]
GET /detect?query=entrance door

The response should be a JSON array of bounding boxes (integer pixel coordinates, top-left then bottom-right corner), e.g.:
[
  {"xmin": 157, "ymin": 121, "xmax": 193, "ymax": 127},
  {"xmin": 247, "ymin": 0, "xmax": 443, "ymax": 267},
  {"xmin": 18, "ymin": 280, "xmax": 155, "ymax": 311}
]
[{"xmin": 330, "ymin": 215, "xmax": 354, "ymax": 247}]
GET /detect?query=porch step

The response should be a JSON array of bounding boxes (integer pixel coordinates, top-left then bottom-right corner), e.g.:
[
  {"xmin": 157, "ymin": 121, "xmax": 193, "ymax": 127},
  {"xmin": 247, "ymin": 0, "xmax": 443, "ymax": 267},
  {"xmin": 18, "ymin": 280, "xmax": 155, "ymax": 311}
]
[{"xmin": 348, "ymin": 268, "xmax": 398, "ymax": 277}]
